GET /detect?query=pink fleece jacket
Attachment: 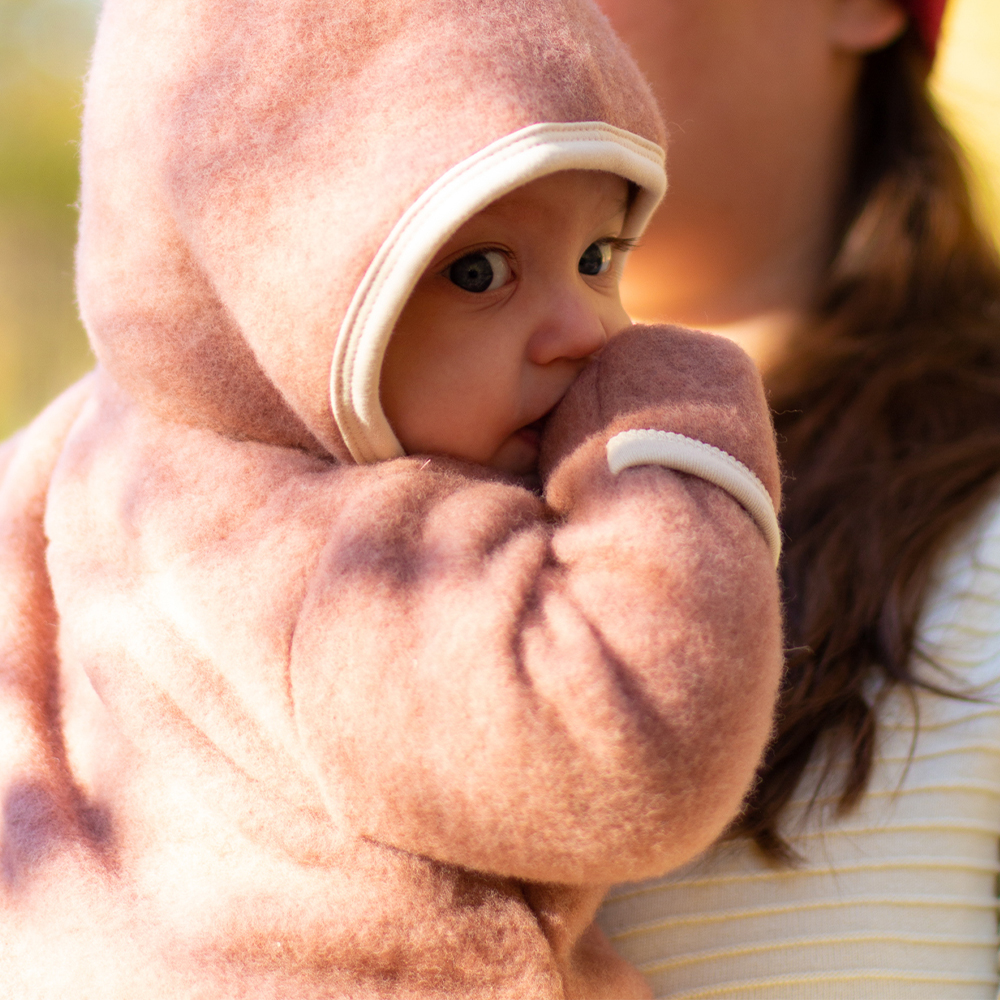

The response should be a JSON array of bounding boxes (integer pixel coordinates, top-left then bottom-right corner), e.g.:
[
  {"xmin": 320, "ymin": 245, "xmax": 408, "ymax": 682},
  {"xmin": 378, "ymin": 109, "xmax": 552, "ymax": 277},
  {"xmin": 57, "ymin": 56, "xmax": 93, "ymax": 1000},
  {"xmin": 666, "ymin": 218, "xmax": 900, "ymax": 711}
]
[{"xmin": 0, "ymin": 2, "xmax": 783, "ymax": 997}]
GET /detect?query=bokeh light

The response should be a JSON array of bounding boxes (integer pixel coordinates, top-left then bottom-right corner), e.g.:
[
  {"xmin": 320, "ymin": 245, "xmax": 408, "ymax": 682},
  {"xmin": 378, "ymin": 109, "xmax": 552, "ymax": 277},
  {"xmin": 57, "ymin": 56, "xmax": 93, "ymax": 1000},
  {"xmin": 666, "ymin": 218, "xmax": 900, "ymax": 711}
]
[
  {"xmin": 933, "ymin": 0, "xmax": 1000, "ymax": 234},
  {"xmin": 0, "ymin": 0, "xmax": 998, "ymax": 440}
]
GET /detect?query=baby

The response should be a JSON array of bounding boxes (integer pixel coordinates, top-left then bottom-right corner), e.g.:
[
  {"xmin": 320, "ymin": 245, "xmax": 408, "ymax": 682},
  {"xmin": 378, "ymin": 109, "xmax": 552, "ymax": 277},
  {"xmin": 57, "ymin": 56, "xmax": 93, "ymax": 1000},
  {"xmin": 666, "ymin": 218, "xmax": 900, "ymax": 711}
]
[{"xmin": 0, "ymin": 2, "xmax": 783, "ymax": 998}]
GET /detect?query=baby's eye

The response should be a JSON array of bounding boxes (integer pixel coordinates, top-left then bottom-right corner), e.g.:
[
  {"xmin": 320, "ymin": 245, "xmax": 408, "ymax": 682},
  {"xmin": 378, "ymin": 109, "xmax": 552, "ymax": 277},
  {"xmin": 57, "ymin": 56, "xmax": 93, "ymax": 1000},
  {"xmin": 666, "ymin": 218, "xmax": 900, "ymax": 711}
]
[
  {"xmin": 578, "ymin": 241, "xmax": 613, "ymax": 276},
  {"xmin": 448, "ymin": 250, "xmax": 511, "ymax": 293}
]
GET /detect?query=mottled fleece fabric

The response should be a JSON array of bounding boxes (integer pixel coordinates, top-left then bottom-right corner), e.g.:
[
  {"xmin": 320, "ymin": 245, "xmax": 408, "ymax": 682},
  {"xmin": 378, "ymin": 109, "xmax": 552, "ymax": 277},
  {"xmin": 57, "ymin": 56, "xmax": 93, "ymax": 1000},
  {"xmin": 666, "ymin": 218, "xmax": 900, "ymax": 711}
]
[{"xmin": 0, "ymin": 1, "xmax": 783, "ymax": 997}]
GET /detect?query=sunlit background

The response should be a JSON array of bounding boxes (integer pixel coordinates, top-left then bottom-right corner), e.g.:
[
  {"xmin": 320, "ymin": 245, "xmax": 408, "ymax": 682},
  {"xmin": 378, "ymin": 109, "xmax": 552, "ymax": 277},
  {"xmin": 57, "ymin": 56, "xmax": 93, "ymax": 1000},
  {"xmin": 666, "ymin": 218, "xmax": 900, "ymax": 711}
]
[
  {"xmin": 1, "ymin": 0, "xmax": 96, "ymax": 438},
  {"xmin": 0, "ymin": 0, "xmax": 998, "ymax": 440}
]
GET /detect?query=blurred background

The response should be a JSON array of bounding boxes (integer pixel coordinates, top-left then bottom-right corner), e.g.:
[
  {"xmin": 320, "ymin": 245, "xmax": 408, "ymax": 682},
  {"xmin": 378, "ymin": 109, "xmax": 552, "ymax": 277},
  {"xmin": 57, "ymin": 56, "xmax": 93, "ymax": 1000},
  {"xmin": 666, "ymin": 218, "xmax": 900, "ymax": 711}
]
[
  {"xmin": 0, "ymin": 0, "xmax": 998, "ymax": 440},
  {"xmin": 1, "ymin": 0, "xmax": 97, "ymax": 439}
]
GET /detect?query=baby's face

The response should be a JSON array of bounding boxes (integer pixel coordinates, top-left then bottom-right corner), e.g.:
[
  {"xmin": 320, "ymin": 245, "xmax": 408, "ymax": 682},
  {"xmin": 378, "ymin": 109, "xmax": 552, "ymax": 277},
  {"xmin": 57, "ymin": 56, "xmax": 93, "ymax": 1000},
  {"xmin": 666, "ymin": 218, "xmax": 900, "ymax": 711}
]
[{"xmin": 380, "ymin": 170, "xmax": 632, "ymax": 476}]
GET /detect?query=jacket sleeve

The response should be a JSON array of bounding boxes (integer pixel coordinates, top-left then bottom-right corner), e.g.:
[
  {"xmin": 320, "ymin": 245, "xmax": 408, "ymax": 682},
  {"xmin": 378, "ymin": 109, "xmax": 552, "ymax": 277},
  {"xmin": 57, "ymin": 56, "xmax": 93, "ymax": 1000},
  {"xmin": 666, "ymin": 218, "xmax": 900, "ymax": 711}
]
[{"xmin": 289, "ymin": 325, "xmax": 784, "ymax": 885}]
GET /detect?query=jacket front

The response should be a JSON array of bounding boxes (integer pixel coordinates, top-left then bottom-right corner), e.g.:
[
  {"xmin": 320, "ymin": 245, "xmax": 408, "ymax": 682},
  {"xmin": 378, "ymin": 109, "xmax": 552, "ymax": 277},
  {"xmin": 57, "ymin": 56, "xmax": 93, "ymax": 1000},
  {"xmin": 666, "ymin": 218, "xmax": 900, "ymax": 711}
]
[{"xmin": 0, "ymin": 2, "xmax": 783, "ymax": 997}]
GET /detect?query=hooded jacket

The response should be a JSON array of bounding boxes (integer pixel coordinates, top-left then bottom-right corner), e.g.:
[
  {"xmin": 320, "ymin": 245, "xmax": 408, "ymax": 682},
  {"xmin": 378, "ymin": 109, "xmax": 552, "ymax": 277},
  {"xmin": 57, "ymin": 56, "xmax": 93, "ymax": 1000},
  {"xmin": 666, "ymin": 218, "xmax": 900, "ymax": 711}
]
[{"xmin": 0, "ymin": 1, "xmax": 784, "ymax": 997}]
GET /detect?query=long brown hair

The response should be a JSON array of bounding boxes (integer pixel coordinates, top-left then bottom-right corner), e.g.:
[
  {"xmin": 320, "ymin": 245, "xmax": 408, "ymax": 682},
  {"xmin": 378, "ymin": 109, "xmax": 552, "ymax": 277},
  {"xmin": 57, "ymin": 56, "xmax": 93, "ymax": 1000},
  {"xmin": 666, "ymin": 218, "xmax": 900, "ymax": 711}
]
[{"xmin": 735, "ymin": 26, "xmax": 1000, "ymax": 859}]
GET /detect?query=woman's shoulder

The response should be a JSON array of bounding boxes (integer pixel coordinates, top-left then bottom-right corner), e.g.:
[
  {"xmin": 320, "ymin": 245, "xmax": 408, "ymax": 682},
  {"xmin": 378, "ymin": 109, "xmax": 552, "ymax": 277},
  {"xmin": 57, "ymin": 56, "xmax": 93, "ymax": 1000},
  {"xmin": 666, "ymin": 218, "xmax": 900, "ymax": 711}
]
[{"xmin": 915, "ymin": 477, "xmax": 1000, "ymax": 696}]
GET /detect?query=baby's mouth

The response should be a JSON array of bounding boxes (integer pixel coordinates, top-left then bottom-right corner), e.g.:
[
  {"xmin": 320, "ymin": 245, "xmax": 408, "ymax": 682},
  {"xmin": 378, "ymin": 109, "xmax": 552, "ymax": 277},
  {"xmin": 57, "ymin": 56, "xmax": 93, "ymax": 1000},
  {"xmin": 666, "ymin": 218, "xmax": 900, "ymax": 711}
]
[{"xmin": 515, "ymin": 411, "xmax": 552, "ymax": 450}]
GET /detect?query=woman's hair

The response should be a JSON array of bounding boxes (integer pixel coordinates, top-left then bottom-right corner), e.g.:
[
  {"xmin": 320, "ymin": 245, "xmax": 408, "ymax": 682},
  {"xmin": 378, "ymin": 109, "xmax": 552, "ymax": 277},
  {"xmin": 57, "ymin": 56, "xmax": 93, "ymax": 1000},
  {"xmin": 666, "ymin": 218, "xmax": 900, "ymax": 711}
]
[{"xmin": 735, "ymin": 24, "xmax": 1000, "ymax": 859}]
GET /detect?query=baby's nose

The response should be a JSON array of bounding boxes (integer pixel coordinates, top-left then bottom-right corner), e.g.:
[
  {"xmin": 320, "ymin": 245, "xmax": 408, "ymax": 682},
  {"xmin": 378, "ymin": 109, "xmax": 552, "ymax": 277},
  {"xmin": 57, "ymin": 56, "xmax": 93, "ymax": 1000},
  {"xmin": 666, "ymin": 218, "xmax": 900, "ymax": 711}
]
[{"xmin": 526, "ymin": 292, "xmax": 610, "ymax": 366}]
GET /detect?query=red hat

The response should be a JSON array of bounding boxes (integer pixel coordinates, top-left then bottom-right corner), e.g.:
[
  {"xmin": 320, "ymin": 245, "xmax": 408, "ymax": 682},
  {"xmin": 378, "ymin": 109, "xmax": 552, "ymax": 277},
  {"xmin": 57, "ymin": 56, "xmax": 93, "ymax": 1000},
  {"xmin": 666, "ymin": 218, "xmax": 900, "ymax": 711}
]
[{"xmin": 903, "ymin": 0, "xmax": 948, "ymax": 57}]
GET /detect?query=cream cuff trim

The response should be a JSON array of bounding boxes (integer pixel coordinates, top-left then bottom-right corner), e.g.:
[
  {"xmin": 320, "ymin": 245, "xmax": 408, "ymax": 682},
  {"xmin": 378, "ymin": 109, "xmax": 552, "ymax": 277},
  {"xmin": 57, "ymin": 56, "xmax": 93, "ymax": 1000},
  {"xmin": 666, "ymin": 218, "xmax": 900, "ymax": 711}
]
[
  {"xmin": 331, "ymin": 122, "xmax": 667, "ymax": 465},
  {"xmin": 606, "ymin": 429, "xmax": 781, "ymax": 566}
]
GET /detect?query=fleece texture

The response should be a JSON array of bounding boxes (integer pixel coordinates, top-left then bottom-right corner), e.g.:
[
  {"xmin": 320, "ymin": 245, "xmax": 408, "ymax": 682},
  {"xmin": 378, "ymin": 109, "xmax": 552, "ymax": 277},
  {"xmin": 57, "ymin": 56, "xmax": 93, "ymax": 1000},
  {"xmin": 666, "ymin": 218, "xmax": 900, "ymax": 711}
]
[{"xmin": 0, "ymin": 1, "xmax": 784, "ymax": 997}]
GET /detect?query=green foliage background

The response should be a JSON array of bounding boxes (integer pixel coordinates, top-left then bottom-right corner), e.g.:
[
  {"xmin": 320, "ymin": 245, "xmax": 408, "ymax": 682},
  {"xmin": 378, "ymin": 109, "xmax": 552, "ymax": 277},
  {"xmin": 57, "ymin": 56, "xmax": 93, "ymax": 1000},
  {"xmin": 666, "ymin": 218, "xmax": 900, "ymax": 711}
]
[
  {"xmin": 0, "ymin": 0, "xmax": 96, "ymax": 439},
  {"xmin": 0, "ymin": 0, "xmax": 997, "ymax": 442}
]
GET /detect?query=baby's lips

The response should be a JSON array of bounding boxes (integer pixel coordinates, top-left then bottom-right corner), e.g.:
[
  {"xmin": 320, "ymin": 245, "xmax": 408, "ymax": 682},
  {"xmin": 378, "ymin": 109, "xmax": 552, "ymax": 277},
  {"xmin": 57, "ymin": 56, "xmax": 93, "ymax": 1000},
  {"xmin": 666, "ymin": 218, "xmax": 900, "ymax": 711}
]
[{"xmin": 517, "ymin": 405, "xmax": 559, "ymax": 449}]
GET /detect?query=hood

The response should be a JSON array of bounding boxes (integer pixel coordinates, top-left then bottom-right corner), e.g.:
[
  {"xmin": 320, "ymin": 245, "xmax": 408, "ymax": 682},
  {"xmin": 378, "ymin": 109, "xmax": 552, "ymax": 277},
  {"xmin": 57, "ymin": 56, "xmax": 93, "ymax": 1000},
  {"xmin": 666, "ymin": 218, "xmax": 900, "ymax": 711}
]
[{"xmin": 76, "ymin": 0, "xmax": 666, "ymax": 462}]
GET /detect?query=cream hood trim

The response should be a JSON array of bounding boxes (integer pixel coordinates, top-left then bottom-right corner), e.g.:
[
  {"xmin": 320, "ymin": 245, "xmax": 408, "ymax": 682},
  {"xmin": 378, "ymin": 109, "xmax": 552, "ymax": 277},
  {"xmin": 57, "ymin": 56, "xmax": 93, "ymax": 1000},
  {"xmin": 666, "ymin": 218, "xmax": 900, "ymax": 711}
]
[{"xmin": 330, "ymin": 121, "xmax": 667, "ymax": 465}]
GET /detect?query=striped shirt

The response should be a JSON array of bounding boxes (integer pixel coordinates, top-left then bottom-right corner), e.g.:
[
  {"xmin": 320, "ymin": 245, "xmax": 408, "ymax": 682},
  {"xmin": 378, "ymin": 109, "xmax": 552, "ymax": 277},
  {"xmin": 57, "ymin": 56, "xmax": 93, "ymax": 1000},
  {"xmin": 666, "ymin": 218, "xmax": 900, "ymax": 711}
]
[{"xmin": 598, "ymin": 489, "xmax": 1000, "ymax": 999}]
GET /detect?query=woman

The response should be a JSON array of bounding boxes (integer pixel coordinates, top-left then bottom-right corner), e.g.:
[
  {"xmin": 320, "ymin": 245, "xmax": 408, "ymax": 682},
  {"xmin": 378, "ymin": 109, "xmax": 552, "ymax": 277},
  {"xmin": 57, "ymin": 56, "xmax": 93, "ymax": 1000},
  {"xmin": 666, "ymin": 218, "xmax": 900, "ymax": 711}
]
[{"xmin": 594, "ymin": 0, "xmax": 1000, "ymax": 996}]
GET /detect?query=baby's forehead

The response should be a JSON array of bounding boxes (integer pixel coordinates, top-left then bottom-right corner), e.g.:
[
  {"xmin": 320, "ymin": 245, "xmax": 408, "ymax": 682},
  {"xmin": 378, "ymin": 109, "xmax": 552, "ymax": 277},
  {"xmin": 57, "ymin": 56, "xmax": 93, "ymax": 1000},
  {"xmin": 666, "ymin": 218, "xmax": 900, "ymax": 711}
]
[
  {"xmin": 479, "ymin": 171, "xmax": 630, "ymax": 220},
  {"xmin": 445, "ymin": 171, "xmax": 630, "ymax": 249}
]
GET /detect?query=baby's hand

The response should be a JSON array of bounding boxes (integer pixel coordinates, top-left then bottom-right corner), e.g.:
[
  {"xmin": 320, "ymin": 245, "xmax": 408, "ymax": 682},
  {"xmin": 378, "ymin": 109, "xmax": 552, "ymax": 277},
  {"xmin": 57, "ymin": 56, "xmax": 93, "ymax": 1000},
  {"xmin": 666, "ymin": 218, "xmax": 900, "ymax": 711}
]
[{"xmin": 540, "ymin": 324, "xmax": 780, "ymax": 516}]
